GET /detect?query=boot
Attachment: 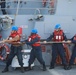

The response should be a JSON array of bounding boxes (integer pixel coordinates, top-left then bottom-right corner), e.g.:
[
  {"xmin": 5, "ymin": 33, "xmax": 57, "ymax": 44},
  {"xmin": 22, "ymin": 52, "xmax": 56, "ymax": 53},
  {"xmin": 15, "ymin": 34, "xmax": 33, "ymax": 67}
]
[
  {"xmin": 63, "ymin": 65, "xmax": 69, "ymax": 70},
  {"xmin": 49, "ymin": 64, "xmax": 54, "ymax": 69},
  {"xmin": 43, "ymin": 65, "xmax": 46, "ymax": 71},
  {"xmin": 49, "ymin": 66, "xmax": 54, "ymax": 69},
  {"xmin": 20, "ymin": 67, "xmax": 25, "ymax": 73},
  {"xmin": 68, "ymin": 65, "xmax": 72, "ymax": 70},
  {"xmin": 2, "ymin": 66, "xmax": 9, "ymax": 73},
  {"xmin": 26, "ymin": 65, "xmax": 32, "ymax": 71},
  {"xmin": 26, "ymin": 67, "xmax": 32, "ymax": 71},
  {"xmin": 49, "ymin": 63, "xmax": 54, "ymax": 69}
]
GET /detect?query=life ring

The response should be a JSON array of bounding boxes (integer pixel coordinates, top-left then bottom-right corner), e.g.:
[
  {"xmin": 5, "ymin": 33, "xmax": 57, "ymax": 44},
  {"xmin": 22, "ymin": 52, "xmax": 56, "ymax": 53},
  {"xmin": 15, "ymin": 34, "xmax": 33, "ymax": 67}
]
[{"xmin": 0, "ymin": 44, "xmax": 10, "ymax": 60}]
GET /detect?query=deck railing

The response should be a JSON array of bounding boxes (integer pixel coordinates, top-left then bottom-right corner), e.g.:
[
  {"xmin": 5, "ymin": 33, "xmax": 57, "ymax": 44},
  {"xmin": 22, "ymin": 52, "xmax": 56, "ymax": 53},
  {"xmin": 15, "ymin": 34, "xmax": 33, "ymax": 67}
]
[{"xmin": 0, "ymin": 0, "xmax": 57, "ymax": 15}]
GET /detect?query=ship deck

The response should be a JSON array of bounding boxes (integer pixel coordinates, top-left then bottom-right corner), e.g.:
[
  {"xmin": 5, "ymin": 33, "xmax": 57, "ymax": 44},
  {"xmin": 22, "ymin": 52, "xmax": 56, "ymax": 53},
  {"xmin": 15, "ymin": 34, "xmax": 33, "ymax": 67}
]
[{"xmin": 0, "ymin": 65, "xmax": 76, "ymax": 75}]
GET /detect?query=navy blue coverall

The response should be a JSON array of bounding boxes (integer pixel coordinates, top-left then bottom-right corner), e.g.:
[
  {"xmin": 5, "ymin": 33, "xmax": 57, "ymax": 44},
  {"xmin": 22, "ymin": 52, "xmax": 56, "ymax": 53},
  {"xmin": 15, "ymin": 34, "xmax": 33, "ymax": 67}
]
[
  {"xmin": 24, "ymin": 35, "xmax": 46, "ymax": 70},
  {"xmin": 0, "ymin": 0, "xmax": 7, "ymax": 15},
  {"xmin": 46, "ymin": 32, "xmax": 68, "ymax": 68},
  {"xmin": 69, "ymin": 35, "xmax": 76, "ymax": 66},
  {"xmin": 6, "ymin": 45, "xmax": 23, "ymax": 67}
]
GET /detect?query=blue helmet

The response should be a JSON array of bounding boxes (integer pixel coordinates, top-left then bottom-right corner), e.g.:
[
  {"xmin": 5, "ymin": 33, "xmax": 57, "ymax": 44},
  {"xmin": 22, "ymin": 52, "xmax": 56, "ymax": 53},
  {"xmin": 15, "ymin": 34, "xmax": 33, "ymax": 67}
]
[
  {"xmin": 31, "ymin": 29, "xmax": 38, "ymax": 33},
  {"xmin": 55, "ymin": 24, "xmax": 61, "ymax": 29},
  {"xmin": 12, "ymin": 26, "xmax": 18, "ymax": 31}
]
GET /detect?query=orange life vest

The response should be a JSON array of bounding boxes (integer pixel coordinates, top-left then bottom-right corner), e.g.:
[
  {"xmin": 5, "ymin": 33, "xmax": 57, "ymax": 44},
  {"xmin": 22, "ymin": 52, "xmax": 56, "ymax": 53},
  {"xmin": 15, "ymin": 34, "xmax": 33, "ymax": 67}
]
[
  {"xmin": 53, "ymin": 30, "xmax": 64, "ymax": 41},
  {"xmin": 28, "ymin": 34, "xmax": 41, "ymax": 47},
  {"xmin": 9, "ymin": 31, "xmax": 20, "ymax": 43},
  {"xmin": 73, "ymin": 35, "xmax": 76, "ymax": 40}
]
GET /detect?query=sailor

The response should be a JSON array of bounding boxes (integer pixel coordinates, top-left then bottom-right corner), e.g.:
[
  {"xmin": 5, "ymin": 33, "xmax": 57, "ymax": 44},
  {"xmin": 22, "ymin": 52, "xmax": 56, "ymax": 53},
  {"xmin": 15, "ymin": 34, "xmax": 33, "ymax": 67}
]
[
  {"xmin": 68, "ymin": 34, "xmax": 76, "ymax": 69},
  {"xmin": 44, "ymin": 24, "xmax": 69, "ymax": 70},
  {"xmin": 21, "ymin": 29, "xmax": 46, "ymax": 71},
  {"xmin": 1, "ymin": 26, "xmax": 24, "ymax": 73}
]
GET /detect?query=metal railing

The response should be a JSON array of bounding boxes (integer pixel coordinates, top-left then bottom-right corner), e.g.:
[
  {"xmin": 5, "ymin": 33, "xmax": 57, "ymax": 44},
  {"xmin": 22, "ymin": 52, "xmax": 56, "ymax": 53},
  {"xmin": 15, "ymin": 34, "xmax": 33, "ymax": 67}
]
[
  {"xmin": 0, "ymin": 0, "xmax": 57, "ymax": 9},
  {"xmin": 0, "ymin": 0, "xmax": 54, "ymax": 2},
  {"xmin": 0, "ymin": 0, "xmax": 57, "ymax": 15}
]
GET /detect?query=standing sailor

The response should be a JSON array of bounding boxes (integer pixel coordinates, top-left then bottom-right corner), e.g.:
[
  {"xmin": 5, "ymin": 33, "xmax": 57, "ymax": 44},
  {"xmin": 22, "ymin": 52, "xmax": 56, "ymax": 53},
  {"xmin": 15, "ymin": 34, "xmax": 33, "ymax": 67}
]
[
  {"xmin": 2, "ymin": 26, "xmax": 24, "ymax": 73},
  {"xmin": 44, "ymin": 24, "xmax": 69, "ymax": 70}
]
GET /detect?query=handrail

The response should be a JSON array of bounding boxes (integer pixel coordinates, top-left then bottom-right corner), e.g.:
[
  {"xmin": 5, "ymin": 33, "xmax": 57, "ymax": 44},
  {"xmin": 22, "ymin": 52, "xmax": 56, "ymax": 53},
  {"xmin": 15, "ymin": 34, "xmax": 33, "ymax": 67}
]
[
  {"xmin": 0, "ymin": 0, "xmax": 55, "ymax": 2},
  {"xmin": 0, "ymin": 0, "xmax": 56, "ymax": 10},
  {"xmin": 0, "ymin": 8, "xmax": 55, "ymax": 9},
  {"xmin": 0, "ymin": 0, "xmax": 56, "ymax": 15}
]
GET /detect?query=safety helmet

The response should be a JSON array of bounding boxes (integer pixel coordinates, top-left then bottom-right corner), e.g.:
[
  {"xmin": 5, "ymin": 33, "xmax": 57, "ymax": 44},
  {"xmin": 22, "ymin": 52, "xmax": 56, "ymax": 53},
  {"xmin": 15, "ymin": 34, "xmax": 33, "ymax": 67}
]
[
  {"xmin": 12, "ymin": 26, "xmax": 18, "ymax": 31},
  {"xmin": 55, "ymin": 24, "xmax": 61, "ymax": 29},
  {"xmin": 31, "ymin": 29, "xmax": 38, "ymax": 33}
]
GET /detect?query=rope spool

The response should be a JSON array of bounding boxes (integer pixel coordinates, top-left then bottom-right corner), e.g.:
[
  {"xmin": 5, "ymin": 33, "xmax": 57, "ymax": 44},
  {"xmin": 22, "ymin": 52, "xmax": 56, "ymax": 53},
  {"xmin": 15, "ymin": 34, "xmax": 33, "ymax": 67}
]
[{"xmin": 56, "ymin": 44, "xmax": 71, "ymax": 65}]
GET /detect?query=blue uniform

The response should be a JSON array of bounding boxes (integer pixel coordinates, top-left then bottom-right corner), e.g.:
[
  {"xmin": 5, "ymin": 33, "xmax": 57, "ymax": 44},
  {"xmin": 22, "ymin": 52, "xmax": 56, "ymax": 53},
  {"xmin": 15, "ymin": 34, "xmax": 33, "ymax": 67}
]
[
  {"xmin": 6, "ymin": 45, "xmax": 23, "ymax": 67},
  {"xmin": 46, "ymin": 31, "xmax": 68, "ymax": 69},
  {"xmin": 2, "ymin": 31, "xmax": 25, "ymax": 73},
  {"xmin": 69, "ymin": 35, "xmax": 76, "ymax": 65},
  {"xmin": 23, "ymin": 34, "xmax": 46, "ymax": 71},
  {"xmin": 26, "ymin": 37, "xmax": 45, "ymax": 65}
]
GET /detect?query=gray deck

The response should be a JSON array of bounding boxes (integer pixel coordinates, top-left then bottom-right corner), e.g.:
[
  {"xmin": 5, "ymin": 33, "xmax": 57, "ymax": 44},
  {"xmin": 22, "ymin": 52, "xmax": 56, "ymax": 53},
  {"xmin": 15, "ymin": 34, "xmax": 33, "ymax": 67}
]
[{"xmin": 0, "ymin": 65, "xmax": 76, "ymax": 75}]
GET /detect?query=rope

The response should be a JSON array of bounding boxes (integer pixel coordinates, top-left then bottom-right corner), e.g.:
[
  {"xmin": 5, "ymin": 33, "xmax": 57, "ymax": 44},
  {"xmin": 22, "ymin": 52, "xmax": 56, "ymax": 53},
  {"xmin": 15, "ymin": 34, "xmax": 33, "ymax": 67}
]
[
  {"xmin": 14, "ymin": 0, "xmax": 20, "ymax": 24},
  {"xmin": 37, "ymin": 41, "xmax": 70, "ymax": 44}
]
